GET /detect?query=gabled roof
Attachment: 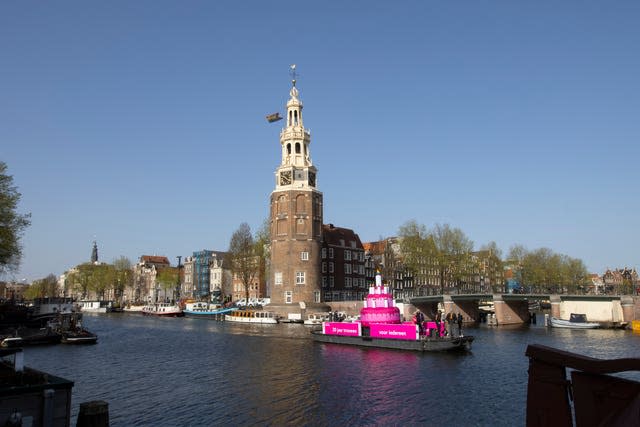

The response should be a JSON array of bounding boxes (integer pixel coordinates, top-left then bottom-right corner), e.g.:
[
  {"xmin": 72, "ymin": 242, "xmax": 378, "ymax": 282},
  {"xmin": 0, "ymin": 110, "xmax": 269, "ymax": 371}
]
[
  {"xmin": 322, "ymin": 224, "xmax": 363, "ymax": 249},
  {"xmin": 363, "ymin": 240, "xmax": 387, "ymax": 255},
  {"xmin": 140, "ymin": 255, "xmax": 171, "ymax": 266}
]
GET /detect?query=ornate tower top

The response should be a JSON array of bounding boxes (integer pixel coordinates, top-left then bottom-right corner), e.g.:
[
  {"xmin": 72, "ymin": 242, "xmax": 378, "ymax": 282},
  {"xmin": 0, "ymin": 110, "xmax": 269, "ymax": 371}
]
[
  {"xmin": 275, "ymin": 65, "xmax": 317, "ymax": 190},
  {"xmin": 91, "ymin": 240, "xmax": 98, "ymax": 264}
]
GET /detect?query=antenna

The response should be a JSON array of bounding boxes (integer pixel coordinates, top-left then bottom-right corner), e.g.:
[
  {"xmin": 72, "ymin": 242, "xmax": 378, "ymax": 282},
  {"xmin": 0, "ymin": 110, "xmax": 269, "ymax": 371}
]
[{"xmin": 290, "ymin": 64, "xmax": 297, "ymax": 86}]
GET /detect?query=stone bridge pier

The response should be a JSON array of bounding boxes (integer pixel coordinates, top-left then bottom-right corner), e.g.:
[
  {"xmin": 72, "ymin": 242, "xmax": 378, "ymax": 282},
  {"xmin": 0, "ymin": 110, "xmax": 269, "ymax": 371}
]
[{"xmin": 493, "ymin": 295, "xmax": 530, "ymax": 325}]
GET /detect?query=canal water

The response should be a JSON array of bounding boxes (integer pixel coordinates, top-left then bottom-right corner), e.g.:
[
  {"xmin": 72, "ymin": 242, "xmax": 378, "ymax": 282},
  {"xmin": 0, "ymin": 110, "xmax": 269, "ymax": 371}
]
[{"xmin": 22, "ymin": 313, "xmax": 640, "ymax": 426}]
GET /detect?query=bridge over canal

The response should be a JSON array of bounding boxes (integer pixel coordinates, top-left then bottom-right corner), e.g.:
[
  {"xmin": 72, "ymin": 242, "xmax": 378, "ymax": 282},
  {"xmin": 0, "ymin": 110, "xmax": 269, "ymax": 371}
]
[{"xmin": 408, "ymin": 294, "xmax": 638, "ymax": 326}]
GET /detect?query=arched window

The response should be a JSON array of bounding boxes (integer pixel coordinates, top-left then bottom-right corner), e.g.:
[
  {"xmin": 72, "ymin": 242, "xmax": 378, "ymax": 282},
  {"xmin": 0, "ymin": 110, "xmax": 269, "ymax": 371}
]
[
  {"xmin": 293, "ymin": 110, "xmax": 298, "ymax": 126},
  {"xmin": 287, "ymin": 144, "xmax": 291, "ymax": 155},
  {"xmin": 295, "ymin": 143, "xmax": 301, "ymax": 154}
]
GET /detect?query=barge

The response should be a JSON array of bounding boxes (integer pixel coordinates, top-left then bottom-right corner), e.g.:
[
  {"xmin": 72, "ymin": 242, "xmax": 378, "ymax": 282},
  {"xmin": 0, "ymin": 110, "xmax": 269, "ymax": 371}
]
[{"xmin": 311, "ymin": 271, "xmax": 474, "ymax": 352}]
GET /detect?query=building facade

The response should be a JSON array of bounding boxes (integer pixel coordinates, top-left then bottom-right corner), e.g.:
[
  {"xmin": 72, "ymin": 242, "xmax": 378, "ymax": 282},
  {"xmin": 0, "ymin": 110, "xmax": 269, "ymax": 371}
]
[
  {"xmin": 320, "ymin": 224, "xmax": 367, "ymax": 302},
  {"xmin": 269, "ymin": 76, "xmax": 323, "ymax": 306},
  {"xmin": 130, "ymin": 255, "xmax": 171, "ymax": 303}
]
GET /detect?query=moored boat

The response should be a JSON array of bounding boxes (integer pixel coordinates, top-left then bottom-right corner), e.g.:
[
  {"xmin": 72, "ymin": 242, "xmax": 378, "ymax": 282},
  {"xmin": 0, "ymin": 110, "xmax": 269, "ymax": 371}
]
[
  {"xmin": 141, "ymin": 303, "xmax": 184, "ymax": 317},
  {"xmin": 183, "ymin": 302, "xmax": 238, "ymax": 319},
  {"xmin": 304, "ymin": 312, "xmax": 329, "ymax": 326},
  {"xmin": 224, "ymin": 310, "xmax": 279, "ymax": 324},
  {"xmin": 61, "ymin": 329, "xmax": 98, "ymax": 344},
  {"xmin": 311, "ymin": 271, "xmax": 474, "ymax": 352},
  {"xmin": 549, "ymin": 313, "xmax": 600, "ymax": 329},
  {"xmin": 78, "ymin": 300, "xmax": 115, "ymax": 313},
  {"xmin": 1, "ymin": 327, "xmax": 62, "ymax": 348}
]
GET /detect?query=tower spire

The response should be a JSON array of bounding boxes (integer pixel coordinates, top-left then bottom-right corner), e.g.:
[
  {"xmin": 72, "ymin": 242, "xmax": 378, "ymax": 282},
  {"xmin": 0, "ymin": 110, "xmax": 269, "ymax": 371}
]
[{"xmin": 91, "ymin": 240, "xmax": 98, "ymax": 264}]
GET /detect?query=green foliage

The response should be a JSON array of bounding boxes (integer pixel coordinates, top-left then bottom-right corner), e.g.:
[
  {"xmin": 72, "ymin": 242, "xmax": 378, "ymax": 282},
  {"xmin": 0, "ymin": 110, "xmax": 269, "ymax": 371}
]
[
  {"xmin": 516, "ymin": 247, "xmax": 589, "ymax": 293},
  {"xmin": 156, "ymin": 267, "xmax": 178, "ymax": 292},
  {"xmin": 0, "ymin": 162, "xmax": 31, "ymax": 274},
  {"xmin": 24, "ymin": 274, "xmax": 59, "ymax": 299}
]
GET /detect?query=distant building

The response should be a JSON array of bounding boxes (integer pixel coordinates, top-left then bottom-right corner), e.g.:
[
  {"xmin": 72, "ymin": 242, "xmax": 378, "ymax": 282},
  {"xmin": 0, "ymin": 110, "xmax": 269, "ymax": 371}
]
[
  {"xmin": 320, "ymin": 224, "xmax": 367, "ymax": 302},
  {"xmin": 183, "ymin": 251, "xmax": 230, "ymax": 301},
  {"xmin": 130, "ymin": 255, "xmax": 171, "ymax": 303}
]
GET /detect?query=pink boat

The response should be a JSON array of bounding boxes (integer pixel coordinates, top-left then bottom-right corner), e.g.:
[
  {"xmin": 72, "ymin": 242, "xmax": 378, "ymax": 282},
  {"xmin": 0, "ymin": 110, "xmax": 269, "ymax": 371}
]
[{"xmin": 311, "ymin": 272, "xmax": 473, "ymax": 352}]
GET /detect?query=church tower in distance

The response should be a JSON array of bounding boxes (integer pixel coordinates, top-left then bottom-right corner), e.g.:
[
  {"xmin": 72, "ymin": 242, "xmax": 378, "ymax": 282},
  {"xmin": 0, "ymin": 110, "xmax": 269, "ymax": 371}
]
[{"xmin": 269, "ymin": 68, "xmax": 324, "ymax": 312}]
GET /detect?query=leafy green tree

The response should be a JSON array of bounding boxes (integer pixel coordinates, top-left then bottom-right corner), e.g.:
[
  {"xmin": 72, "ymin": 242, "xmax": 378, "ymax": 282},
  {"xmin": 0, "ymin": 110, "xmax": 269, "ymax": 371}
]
[
  {"xmin": 254, "ymin": 219, "xmax": 270, "ymax": 297},
  {"xmin": 227, "ymin": 222, "xmax": 258, "ymax": 303},
  {"xmin": 430, "ymin": 223, "xmax": 474, "ymax": 293},
  {"xmin": 24, "ymin": 274, "xmax": 59, "ymax": 299},
  {"xmin": 156, "ymin": 267, "xmax": 178, "ymax": 301},
  {"xmin": 398, "ymin": 220, "xmax": 436, "ymax": 294},
  {"xmin": 113, "ymin": 256, "xmax": 133, "ymax": 302},
  {"xmin": 0, "ymin": 162, "xmax": 31, "ymax": 275}
]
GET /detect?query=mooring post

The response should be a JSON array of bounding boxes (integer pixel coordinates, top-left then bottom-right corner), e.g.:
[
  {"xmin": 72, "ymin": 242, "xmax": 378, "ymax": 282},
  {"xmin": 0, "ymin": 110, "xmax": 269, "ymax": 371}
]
[{"xmin": 76, "ymin": 400, "xmax": 109, "ymax": 427}]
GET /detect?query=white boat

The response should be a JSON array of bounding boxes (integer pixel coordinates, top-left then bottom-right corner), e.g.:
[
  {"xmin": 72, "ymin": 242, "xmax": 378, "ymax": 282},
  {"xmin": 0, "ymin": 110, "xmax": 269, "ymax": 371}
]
[
  {"xmin": 303, "ymin": 313, "xmax": 329, "ymax": 326},
  {"xmin": 141, "ymin": 303, "xmax": 184, "ymax": 317},
  {"xmin": 225, "ymin": 310, "xmax": 279, "ymax": 324},
  {"xmin": 78, "ymin": 300, "xmax": 115, "ymax": 313},
  {"xmin": 183, "ymin": 302, "xmax": 238, "ymax": 319},
  {"xmin": 549, "ymin": 313, "xmax": 600, "ymax": 329}
]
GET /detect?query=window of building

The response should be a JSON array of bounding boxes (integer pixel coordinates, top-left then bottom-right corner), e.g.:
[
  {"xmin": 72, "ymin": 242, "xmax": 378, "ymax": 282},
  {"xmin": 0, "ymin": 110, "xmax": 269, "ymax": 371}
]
[
  {"xmin": 339, "ymin": 239, "xmax": 345, "ymax": 247},
  {"xmin": 345, "ymin": 264, "xmax": 352, "ymax": 274},
  {"xmin": 322, "ymin": 277, "xmax": 327, "ymax": 288},
  {"xmin": 274, "ymin": 272, "xmax": 283, "ymax": 286},
  {"xmin": 322, "ymin": 262, "xmax": 327, "ymax": 273},
  {"xmin": 329, "ymin": 276, "xmax": 334, "ymax": 288},
  {"xmin": 314, "ymin": 291, "xmax": 321, "ymax": 303},
  {"xmin": 296, "ymin": 271, "xmax": 305, "ymax": 285},
  {"xmin": 344, "ymin": 250, "xmax": 351, "ymax": 261},
  {"xmin": 345, "ymin": 277, "xmax": 352, "ymax": 288},
  {"xmin": 329, "ymin": 262, "xmax": 334, "ymax": 273},
  {"xmin": 329, "ymin": 248, "xmax": 334, "ymax": 258},
  {"xmin": 285, "ymin": 291, "xmax": 292, "ymax": 304},
  {"xmin": 350, "ymin": 241, "xmax": 356, "ymax": 248},
  {"xmin": 301, "ymin": 251, "xmax": 309, "ymax": 261},
  {"xmin": 321, "ymin": 247, "xmax": 327, "ymax": 259}
]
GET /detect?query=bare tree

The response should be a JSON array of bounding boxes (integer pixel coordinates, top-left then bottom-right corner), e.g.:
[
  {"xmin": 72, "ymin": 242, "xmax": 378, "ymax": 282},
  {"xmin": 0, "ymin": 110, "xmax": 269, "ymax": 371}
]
[{"xmin": 227, "ymin": 222, "xmax": 258, "ymax": 303}]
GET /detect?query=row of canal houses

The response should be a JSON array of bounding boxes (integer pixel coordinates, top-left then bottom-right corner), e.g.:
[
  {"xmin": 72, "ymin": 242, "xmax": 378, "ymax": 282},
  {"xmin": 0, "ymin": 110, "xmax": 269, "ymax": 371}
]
[
  {"xmin": 52, "ymin": 239, "xmax": 637, "ymax": 305},
  {"xmin": 57, "ymin": 235, "xmax": 506, "ymax": 305}
]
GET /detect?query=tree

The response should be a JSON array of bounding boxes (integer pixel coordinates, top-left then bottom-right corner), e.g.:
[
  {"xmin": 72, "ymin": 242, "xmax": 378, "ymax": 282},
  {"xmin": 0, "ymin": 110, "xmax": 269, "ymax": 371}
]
[
  {"xmin": 430, "ymin": 223, "xmax": 474, "ymax": 294},
  {"xmin": 254, "ymin": 219, "xmax": 270, "ymax": 297},
  {"xmin": 113, "ymin": 256, "xmax": 133, "ymax": 303},
  {"xmin": 227, "ymin": 222, "xmax": 258, "ymax": 303},
  {"xmin": 24, "ymin": 274, "xmax": 59, "ymax": 299},
  {"xmin": 0, "ymin": 162, "xmax": 31, "ymax": 275},
  {"xmin": 398, "ymin": 220, "xmax": 436, "ymax": 294},
  {"xmin": 156, "ymin": 267, "xmax": 178, "ymax": 302}
]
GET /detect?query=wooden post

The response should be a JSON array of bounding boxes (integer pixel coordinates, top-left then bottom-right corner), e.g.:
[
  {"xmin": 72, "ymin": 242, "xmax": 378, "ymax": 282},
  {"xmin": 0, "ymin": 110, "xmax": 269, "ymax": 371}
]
[{"xmin": 77, "ymin": 400, "xmax": 109, "ymax": 427}]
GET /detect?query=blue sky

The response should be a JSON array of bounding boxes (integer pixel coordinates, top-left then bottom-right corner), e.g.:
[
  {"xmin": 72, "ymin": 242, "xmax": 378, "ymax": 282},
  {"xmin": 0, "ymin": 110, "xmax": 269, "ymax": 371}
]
[{"xmin": 2, "ymin": 1, "xmax": 639, "ymax": 282}]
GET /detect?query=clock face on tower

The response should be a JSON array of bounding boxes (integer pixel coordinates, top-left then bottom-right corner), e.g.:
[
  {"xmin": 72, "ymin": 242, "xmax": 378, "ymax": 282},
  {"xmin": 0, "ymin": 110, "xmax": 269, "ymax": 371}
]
[
  {"xmin": 308, "ymin": 171, "xmax": 316, "ymax": 186},
  {"xmin": 294, "ymin": 169, "xmax": 304, "ymax": 181},
  {"xmin": 280, "ymin": 170, "xmax": 292, "ymax": 185}
]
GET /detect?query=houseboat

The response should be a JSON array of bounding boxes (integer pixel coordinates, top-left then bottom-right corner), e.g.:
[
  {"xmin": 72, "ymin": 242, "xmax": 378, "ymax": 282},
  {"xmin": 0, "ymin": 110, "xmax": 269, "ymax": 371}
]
[
  {"xmin": 183, "ymin": 302, "xmax": 238, "ymax": 319},
  {"xmin": 225, "ymin": 310, "xmax": 279, "ymax": 324},
  {"xmin": 141, "ymin": 303, "xmax": 184, "ymax": 317}
]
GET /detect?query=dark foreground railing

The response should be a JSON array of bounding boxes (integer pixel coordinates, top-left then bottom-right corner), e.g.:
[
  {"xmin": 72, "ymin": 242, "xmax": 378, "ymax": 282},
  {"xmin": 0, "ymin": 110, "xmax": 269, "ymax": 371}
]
[{"xmin": 525, "ymin": 344, "xmax": 640, "ymax": 427}]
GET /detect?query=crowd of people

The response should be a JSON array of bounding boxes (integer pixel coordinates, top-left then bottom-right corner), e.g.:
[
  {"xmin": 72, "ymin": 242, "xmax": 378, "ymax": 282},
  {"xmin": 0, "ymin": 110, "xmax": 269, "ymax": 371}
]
[{"xmin": 412, "ymin": 309, "xmax": 464, "ymax": 338}]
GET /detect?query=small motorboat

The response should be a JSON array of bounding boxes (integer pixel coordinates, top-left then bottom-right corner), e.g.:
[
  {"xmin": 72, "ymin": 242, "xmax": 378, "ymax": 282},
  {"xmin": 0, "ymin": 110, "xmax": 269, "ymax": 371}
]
[
  {"xmin": 549, "ymin": 313, "xmax": 600, "ymax": 329},
  {"xmin": 61, "ymin": 329, "xmax": 98, "ymax": 344}
]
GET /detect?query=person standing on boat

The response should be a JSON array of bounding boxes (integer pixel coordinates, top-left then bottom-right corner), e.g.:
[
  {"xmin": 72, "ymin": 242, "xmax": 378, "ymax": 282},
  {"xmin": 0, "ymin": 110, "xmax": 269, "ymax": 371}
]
[
  {"xmin": 457, "ymin": 313, "xmax": 463, "ymax": 337},
  {"xmin": 435, "ymin": 311, "xmax": 442, "ymax": 337},
  {"xmin": 415, "ymin": 310, "xmax": 425, "ymax": 335}
]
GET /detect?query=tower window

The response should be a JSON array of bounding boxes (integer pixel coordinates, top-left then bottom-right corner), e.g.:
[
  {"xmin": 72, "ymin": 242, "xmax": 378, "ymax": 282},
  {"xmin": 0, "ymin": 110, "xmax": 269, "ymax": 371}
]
[
  {"xmin": 295, "ymin": 143, "xmax": 301, "ymax": 154},
  {"xmin": 301, "ymin": 251, "xmax": 309, "ymax": 261},
  {"xmin": 296, "ymin": 271, "xmax": 305, "ymax": 285},
  {"xmin": 287, "ymin": 144, "xmax": 291, "ymax": 155}
]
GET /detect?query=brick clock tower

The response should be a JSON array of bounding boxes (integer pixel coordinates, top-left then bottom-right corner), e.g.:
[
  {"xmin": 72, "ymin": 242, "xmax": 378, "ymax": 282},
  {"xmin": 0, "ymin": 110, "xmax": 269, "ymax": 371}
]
[{"xmin": 269, "ymin": 70, "xmax": 324, "ymax": 314}]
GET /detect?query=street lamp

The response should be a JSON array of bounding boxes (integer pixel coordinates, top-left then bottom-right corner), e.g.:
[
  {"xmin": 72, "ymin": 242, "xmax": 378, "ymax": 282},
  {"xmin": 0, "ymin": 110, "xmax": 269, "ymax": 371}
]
[{"xmin": 175, "ymin": 255, "xmax": 182, "ymax": 303}]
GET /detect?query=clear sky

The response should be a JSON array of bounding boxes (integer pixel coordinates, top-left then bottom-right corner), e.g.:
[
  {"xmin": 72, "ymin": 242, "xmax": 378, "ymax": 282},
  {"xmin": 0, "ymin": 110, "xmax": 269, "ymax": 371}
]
[{"xmin": 2, "ymin": 1, "xmax": 639, "ymax": 282}]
